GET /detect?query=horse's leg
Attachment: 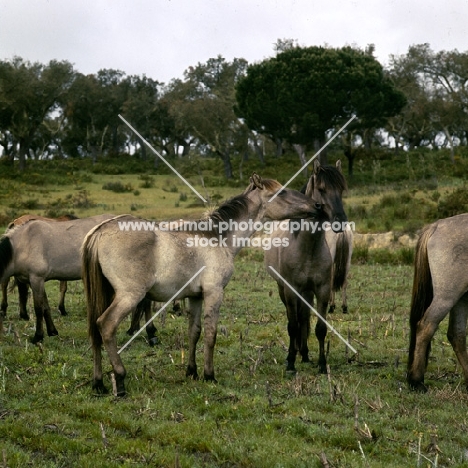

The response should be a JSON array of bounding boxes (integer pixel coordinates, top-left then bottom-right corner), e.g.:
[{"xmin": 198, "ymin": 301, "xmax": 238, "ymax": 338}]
[
  {"xmin": 127, "ymin": 300, "xmax": 143, "ymax": 336},
  {"xmin": 58, "ymin": 281, "xmax": 68, "ymax": 316},
  {"xmin": 202, "ymin": 289, "xmax": 224, "ymax": 381},
  {"xmin": 1, "ymin": 279, "xmax": 8, "ymax": 317},
  {"xmin": 42, "ymin": 288, "xmax": 58, "ymax": 337},
  {"xmin": 186, "ymin": 297, "xmax": 203, "ymax": 379},
  {"xmin": 341, "ymin": 278, "xmax": 349, "ymax": 314},
  {"xmin": 17, "ymin": 281, "xmax": 30, "ymax": 321},
  {"xmin": 298, "ymin": 298, "xmax": 311, "ymax": 363},
  {"xmin": 328, "ymin": 287, "xmax": 336, "ymax": 314},
  {"xmin": 315, "ymin": 286, "xmax": 330, "ymax": 374},
  {"xmin": 97, "ymin": 295, "xmax": 139, "ymax": 397},
  {"xmin": 91, "ymin": 329, "xmax": 107, "ymax": 394},
  {"xmin": 143, "ymin": 298, "xmax": 158, "ymax": 346},
  {"xmin": 407, "ymin": 297, "xmax": 454, "ymax": 392},
  {"xmin": 447, "ymin": 296, "xmax": 468, "ymax": 391},
  {"xmin": 280, "ymin": 285, "xmax": 300, "ymax": 372},
  {"xmin": 30, "ymin": 277, "xmax": 58, "ymax": 343}
]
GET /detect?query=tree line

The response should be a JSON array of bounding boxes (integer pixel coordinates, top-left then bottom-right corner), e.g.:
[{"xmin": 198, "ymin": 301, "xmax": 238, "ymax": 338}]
[{"xmin": 1, "ymin": 42, "xmax": 467, "ymax": 177}]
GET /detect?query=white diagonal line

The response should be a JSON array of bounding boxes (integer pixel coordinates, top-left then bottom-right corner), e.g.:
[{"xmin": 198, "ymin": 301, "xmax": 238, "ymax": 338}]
[
  {"xmin": 268, "ymin": 266, "xmax": 357, "ymax": 354},
  {"xmin": 268, "ymin": 115, "xmax": 356, "ymax": 203},
  {"xmin": 118, "ymin": 114, "xmax": 207, "ymax": 203},
  {"xmin": 118, "ymin": 266, "xmax": 206, "ymax": 354}
]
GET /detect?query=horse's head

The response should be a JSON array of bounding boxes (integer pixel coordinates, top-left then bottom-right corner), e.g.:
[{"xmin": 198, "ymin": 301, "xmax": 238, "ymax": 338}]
[
  {"xmin": 304, "ymin": 160, "xmax": 348, "ymax": 232},
  {"xmin": 246, "ymin": 173, "xmax": 323, "ymax": 221}
]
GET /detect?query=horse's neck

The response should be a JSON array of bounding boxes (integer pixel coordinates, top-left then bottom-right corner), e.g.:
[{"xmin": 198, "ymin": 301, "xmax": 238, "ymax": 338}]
[
  {"xmin": 293, "ymin": 227, "xmax": 326, "ymax": 254},
  {"xmin": 222, "ymin": 204, "xmax": 263, "ymax": 256}
]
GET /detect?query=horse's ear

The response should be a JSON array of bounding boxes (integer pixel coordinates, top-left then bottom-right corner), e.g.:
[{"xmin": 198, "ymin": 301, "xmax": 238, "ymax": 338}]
[
  {"xmin": 313, "ymin": 159, "xmax": 321, "ymax": 175},
  {"xmin": 250, "ymin": 173, "xmax": 264, "ymax": 190},
  {"xmin": 304, "ymin": 174, "xmax": 314, "ymax": 197},
  {"xmin": 336, "ymin": 160, "xmax": 342, "ymax": 173}
]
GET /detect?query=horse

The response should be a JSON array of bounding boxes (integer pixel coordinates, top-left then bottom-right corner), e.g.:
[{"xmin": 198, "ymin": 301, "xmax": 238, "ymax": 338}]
[
  {"xmin": 0, "ymin": 214, "xmax": 115, "ymax": 343},
  {"xmin": 1, "ymin": 214, "xmax": 78, "ymax": 320},
  {"xmin": 407, "ymin": 213, "xmax": 468, "ymax": 392},
  {"xmin": 326, "ymin": 227, "xmax": 353, "ymax": 314},
  {"xmin": 82, "ymin": 173, "xmax": 324, "ymax": 396},
  {"xmin": 265, "ymin": 160, "xmax": 348, "ymax": 373}
]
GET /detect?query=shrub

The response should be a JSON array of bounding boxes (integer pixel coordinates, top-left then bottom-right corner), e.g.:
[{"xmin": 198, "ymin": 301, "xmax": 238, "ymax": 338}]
[
  {"xmin": 102, "ymin": 181, "xmax": 134, "ymax": 193},
  {"xmin": 437, "ymin": 187, "xmax": 468, "ymax": 218},
  {"xmin": 138, "ymin": 174, "xmax": 155, "ymax": 188}
]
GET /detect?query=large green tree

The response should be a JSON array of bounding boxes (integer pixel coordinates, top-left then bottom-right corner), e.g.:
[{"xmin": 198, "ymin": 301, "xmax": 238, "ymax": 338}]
[
  {"xmin": 0, "ymin": 57, "xmax": 74, "ymax": 170},
  {"xmin": 235, "ymin": 45, "xmax": 406, "ymax": 174},
  {"xmin": 388, "ymin": 44, "xmax": 468, "ymax": 159},
  {"xmin": 62, "ymin": 69, "xmax": 129, "ymax": 161},
  {"xmin": 164, "ymin": 56, "xmax": 249, "ymax": 178}
]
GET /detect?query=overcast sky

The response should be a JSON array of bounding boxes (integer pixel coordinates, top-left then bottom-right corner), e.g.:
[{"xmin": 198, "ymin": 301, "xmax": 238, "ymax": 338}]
[{"xmin": 0, "ymin": 0, "xmax": 466, "ymax": 84}]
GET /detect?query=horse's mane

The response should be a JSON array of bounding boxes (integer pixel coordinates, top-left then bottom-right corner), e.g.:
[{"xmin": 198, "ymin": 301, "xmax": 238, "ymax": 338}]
[
  {"xmin": 302, "ymin": 165, "xmax": 347, "ymax": 194},
  {"xmin": 209, "ymin": 194, "xmax": 250, "ymax": 224},
  {"xmin": 209, "ymin": 178, "xmax": 282, "ymax": 224}
]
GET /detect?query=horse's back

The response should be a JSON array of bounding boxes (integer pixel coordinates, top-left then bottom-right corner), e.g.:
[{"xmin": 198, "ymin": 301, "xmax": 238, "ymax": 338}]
[
  {"xmin": 425, "ymin": 214, "xmax": 468, "ymax": 299},
  {"xmin": 11, "ymin": 214, "xmax": 115, "ymax": 280}
]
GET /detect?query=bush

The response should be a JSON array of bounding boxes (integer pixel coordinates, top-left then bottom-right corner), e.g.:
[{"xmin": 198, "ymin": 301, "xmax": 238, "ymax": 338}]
[
  {"xmin": 102, "ymin": 181, "xmax": 134, "ymax": 193},
  {"xmin": 437, "ymin": 187, "xmax": 468, "ymax": 218},
  {"xmin": 138, "ymin": 174, "xmax": 155, "ymax": 188}
]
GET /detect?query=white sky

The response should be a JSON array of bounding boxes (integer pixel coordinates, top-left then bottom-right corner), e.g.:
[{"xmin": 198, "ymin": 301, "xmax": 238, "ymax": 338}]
[{"xmin": 0, "ymin": 0, "xmax": 466, "ymax": 84}]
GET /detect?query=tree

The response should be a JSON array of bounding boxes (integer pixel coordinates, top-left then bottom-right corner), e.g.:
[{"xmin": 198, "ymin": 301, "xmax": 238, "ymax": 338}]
[
  {"xmin": 62, "ymin": 69, "xmax": 129, "ymax": 161},
  {"xmin": 0, "ymin": 57, "xmax": 74, "ymax": 170},
  {"xmin": 235, "ymin": 44, "xmax": 406, "ymax": 174},
  {"xmin": 388, "ymin": 44, "xmax": 468, "ymax": 159},
  {"xmin": 164, "ymin": 56, "xmax": 249, "ymax": 178}
]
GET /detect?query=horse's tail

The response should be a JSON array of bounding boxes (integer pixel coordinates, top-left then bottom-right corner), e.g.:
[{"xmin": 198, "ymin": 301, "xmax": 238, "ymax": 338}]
[
  {"xmin": 0, "ymin": 236, "xmax": 14, "ymax": 283},
  {"xmin": 332, "ymin": 232, "xmax": 350, "ymax": 291},
  {"xmin": 81, "ymin": 228, "xmax": 114, "ymax": 349},
  {"xmin": 407, "ymin": 223, "xmax": 437, "ymax": 371}
]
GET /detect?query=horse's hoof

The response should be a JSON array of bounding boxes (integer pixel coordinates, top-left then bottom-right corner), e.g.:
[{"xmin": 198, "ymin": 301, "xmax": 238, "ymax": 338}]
[
  {"xmin": 301, "ymin": 356, "xmax": 310, "ymax": 363},
  {"xmin": 20, "ymin": 314, "xmax": 30, "ymax": 321},
  {"xmin": 126, "ymin": 328, "xmax": 134, "ymax": 336},
  {"xmin": 148, "ymin": 337, "xmax": 160, "ymax": 347},
  {"xmin": 186, "ymin": 366, "xmax": 198, "ymax": 380},
  {"xmin": 318, "ymin": 364, "xmax": 328, "ymax": 374},
  {"xmin": 342, "ymin": 306, "xmax": 348, "ymax": 314},
  {"xmin": 203, "ymin": 373, "xmax": 217, "ymax": 383},
  {"xmin": 59, "ymin": 308, "xmax": 68, "ymax": 316},
  {"xmin": 328, "ymin": 305, "xmax": 335, "ymax": 314},
  {"xmin": 408, "ymin": 380, "xmax": 428, "ymax": 393},
  {"xmin": 30, "ymin": 334, "xmax": 44, "ymax": 344},
  {"xmin": 47, "ymin": 330, "xmax": 59, "ymax": 337},
  {"xmin": 92, "ymin": 379, "xmax": 109, "ymax": 395}
]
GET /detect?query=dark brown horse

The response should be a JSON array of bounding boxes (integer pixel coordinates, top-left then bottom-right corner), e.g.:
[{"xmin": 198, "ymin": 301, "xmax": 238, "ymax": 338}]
[
  {"xmin": 82, "ymin": 174, "xmax": 323, "ymax": 396},
  {"xmin": 0, "ymin": 214, "xmax": 114, "ymax": 343},
  {"xmin": 265, "ymin": 160, "xmax": 348, "ymax": 373},
  {"xmin": 407, "ymin": 213, "xmax": 468, "ymax": 392},
  {"xmin": 1, "ymin": 214, "xmax": 78, "ymax": 320}
]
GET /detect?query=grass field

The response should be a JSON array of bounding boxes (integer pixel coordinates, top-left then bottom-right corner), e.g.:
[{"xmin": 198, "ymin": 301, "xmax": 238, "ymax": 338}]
[
  {"xmin": 1, "ymin": 252, "xmax": 467, "ymax": 468},
  {"xmin": 1, "ymin": 153, "xmax": 468, "ymax": 467}
]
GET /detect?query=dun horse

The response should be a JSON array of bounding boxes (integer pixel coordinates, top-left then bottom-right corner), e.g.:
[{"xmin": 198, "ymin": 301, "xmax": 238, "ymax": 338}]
[
  {"xmin": 0, "ymin": 214, "xmax": 114, "ymax": 343},
  {"xmin": 82, "ymin": 174, "xmax": 323, "ymax": 396},
  {"xmin": 1, "ymin": 214, "xmax": 78, "ymax": 320},
  {"xmin": 407, "ymin": 213, "xmax": 468, "ymax": 392},
  {"xmin": 265, "ymin": 160, "xmax": 348, "ymax": 373}
]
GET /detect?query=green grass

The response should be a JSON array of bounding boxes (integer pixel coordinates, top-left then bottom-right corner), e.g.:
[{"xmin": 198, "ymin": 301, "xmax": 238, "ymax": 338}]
[{"xmin": 1, "ymin": 255, "xmax": 467, "ymax": 467}]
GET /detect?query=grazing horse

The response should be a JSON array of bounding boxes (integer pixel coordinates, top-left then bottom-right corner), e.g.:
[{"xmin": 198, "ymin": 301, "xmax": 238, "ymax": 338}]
[
  {"xmin": 407, "ymin": 213, "xmax": 468, "ymax": 392},
  {"xmin": 265, "ymin": 160, "xmax": 348, "ymax": 373},
  {"xmin": 0, "ymin": 214, "xmax": 114, "ymax": 343},
  {"xmin": 82, "ymin": 174, "xmax": 323, "ymax": 396},
  {"xmin": 326, "ymin": 227, "xmax": 353, "ymax": 314},
  {"xmin": 1, "ymin": 214, "xmax": 78, "ymax": 320}
]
